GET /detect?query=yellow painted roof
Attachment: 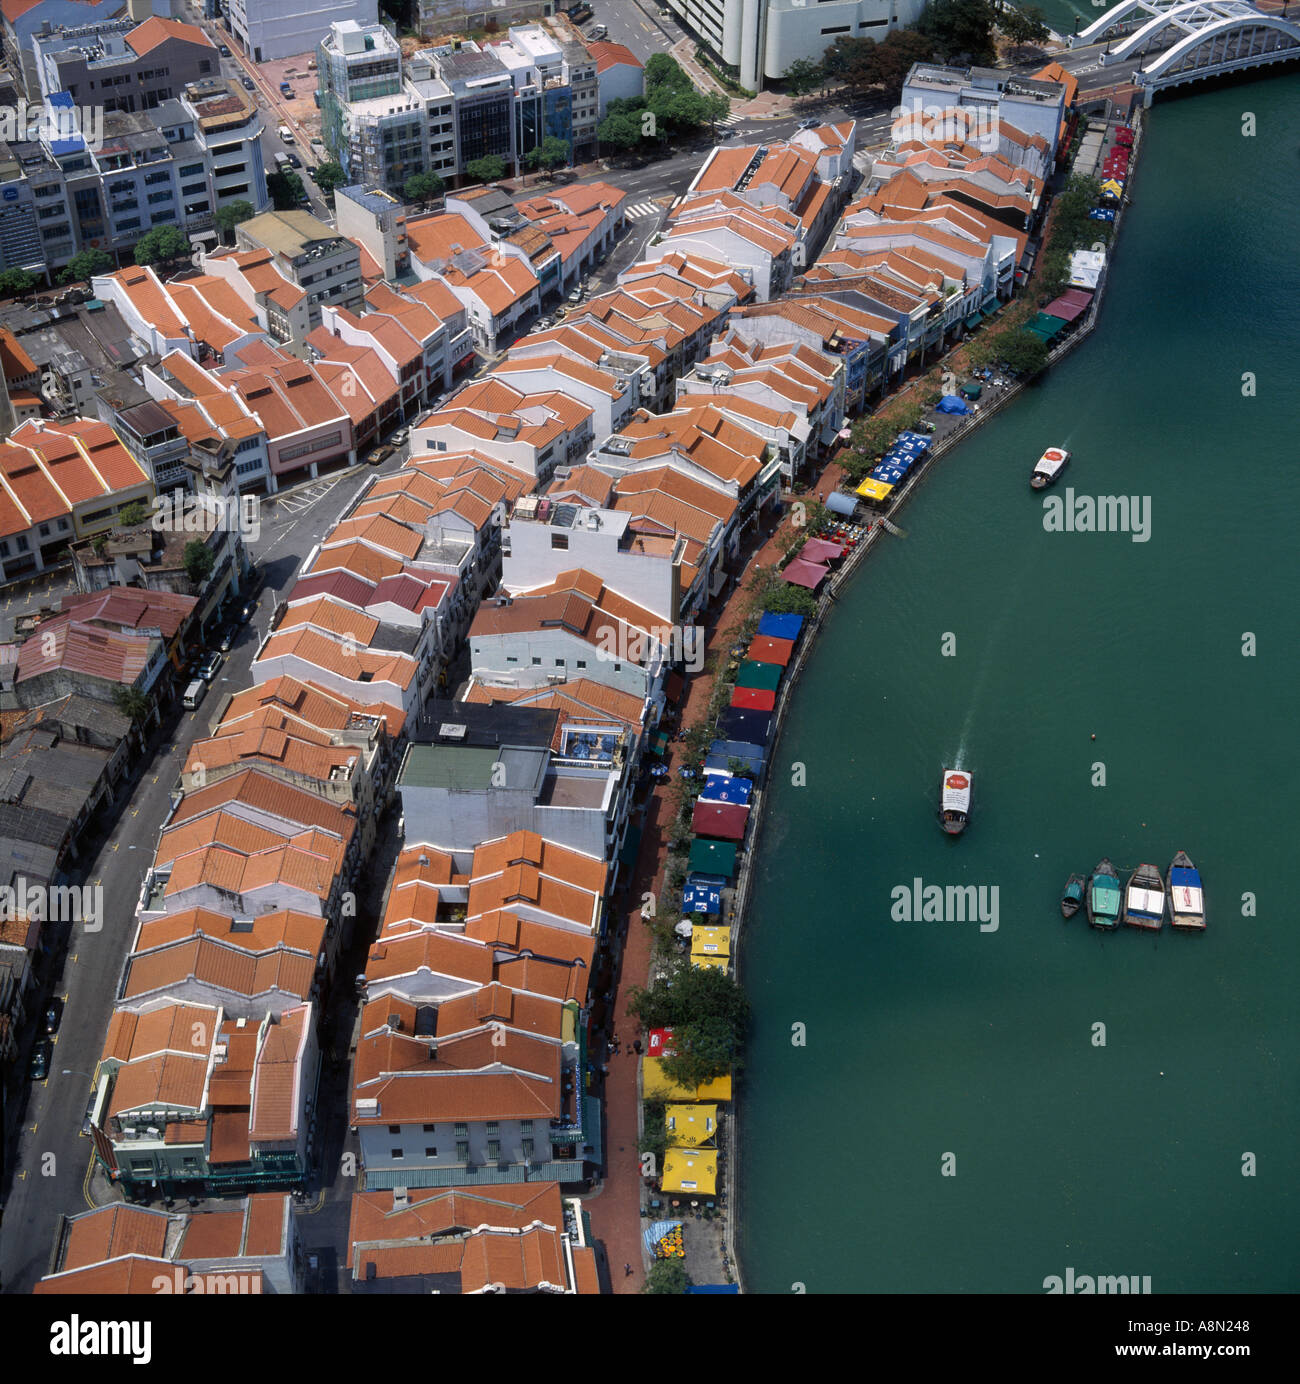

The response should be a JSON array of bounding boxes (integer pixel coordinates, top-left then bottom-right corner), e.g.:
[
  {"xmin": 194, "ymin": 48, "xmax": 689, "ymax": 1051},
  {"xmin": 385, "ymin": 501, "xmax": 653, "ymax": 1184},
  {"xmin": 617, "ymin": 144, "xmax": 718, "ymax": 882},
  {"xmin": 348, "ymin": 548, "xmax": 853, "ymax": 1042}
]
[
  {"xmin": 690, "ymin": 925, "xmax": 730, "ymax": 956},
  {"xmin": 662, "ymin": 1148, "xmax": 718, "ymax": 1195},
  {"xmin": 665, "ymin": 1104, "xmax": 718, "ymax": 1148},
  {"xmin": 642, "ymin": 1058, "xmax": 732, "ymax": 1102}
]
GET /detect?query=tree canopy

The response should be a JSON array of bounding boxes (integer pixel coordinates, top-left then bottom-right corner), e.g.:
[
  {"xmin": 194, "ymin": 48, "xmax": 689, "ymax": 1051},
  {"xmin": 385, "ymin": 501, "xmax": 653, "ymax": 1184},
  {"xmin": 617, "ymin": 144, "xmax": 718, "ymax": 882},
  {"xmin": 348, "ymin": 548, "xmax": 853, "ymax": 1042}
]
[
  {"xmin": 0, "ymin": 267, "xmax": 39, "ymax": 298},
  {"xmin": 464, "ymin": 154, "xmax": 507, "ymax": 183},
  {"xmin": 642, "ymin": 1259, "xmax": 690, "ymax": 1294},
  {"xmin": 628, "ymin": 963, "xmax": 751, "ymax": 1088},
  {"xmin": 823, "ymin": 30, "xmax": 935, "ymax": 97},
  {"xmin": 135, "ymin": 226, "xmax": 192, "ymax": 269},
  {"xmin": 914, "ymin": 0, "xmax": 999, "ymax": 66},
  {"xmin": 183, "ymin": 539, "xmax": 215, "ymax": 586},
  {"xmin": 313, "ymin": 161, "xmax": 346, "ymax": 196},
  {"xmin": 601, "ymin": 56, "xmax": 729, "ymax": 153},
  {"xmin": 59, "ymin": 248, "xmax": 112, "ymax": 283},
  {"xmin": 404, "ymin": 170, "xmax": 445, "ymax": 204},
  {"xmin": 782, "ymin": 57, "xmax": 825, "ymax": 97},
  {"xmin": 1000, "ymin": 5, "xmax": 1050, "ymax": 45},
  {"xmin": 523, "ymin": 135, "xmax": 570, "ymax": 174}
]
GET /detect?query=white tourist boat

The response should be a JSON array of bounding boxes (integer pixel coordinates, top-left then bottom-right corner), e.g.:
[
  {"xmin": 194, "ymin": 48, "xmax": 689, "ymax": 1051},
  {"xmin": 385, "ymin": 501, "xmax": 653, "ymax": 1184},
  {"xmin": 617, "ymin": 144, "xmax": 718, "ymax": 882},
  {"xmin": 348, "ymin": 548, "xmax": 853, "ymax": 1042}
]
[{"xmin": 1031, "ymin": 446, "xmax": 1071, "ymax": 489}]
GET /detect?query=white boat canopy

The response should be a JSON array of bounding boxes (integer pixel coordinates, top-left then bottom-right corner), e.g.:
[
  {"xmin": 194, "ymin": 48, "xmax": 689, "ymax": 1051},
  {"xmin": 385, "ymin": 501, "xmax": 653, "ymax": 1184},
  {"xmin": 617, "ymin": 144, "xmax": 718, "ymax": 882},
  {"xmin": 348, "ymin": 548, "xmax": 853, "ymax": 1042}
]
[
  {"xmin": 941, "ymin": 770, "xmax": 972, "ymax": 813},
  {"xmin": 1034, "ymin": 448, "xmax": 1069, "ymax": 479},
  {"xmin": 1170, "ymin": 883, "xmax": 1204, "ymax": 914},
  {"xmin": 1127, "ymin": 885, "xmax": 1165, "ymax": 917}
]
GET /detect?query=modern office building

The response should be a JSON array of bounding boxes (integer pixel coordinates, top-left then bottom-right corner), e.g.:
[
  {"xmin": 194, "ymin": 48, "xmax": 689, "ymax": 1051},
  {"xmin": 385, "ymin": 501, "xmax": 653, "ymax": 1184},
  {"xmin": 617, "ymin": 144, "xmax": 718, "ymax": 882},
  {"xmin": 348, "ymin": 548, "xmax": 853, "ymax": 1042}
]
[
  {"xmin": 226, "ymin": 0, "xmax": 378, "ymax": 65},
  {"xmin": 664, "ymin": 0, "xmax": 926, "ymax": 92}
]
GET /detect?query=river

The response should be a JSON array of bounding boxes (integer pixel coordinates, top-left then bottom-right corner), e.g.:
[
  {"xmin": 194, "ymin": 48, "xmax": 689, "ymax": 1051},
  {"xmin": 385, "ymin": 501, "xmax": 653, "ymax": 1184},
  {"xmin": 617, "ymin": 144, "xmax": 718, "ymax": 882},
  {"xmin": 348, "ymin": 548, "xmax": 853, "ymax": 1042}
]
[{"xmin": 737, "ymin": 78, "xmax": 1299, "ymax": 1294}]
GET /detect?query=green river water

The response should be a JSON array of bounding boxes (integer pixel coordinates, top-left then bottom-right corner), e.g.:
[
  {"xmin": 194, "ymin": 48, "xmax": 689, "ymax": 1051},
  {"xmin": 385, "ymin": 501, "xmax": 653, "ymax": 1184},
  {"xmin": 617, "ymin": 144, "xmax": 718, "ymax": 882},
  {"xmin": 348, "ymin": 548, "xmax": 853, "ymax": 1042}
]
[{"xmin": 737, "ymin": 78, "xmax": 1299, "ymax": 1293}]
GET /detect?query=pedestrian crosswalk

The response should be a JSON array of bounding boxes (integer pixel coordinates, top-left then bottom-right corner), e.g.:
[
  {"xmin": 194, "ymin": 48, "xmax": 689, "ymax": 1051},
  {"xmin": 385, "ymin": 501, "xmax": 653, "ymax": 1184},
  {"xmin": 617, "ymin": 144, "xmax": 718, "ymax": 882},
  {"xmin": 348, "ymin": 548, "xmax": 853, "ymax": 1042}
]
[
  {"xmin": 716, "ymin": 113, "xmax": 744, "ymax": 127},
  {"xmin": 625, "ymin": 201, "xmax": 662, "ymax": 219}
]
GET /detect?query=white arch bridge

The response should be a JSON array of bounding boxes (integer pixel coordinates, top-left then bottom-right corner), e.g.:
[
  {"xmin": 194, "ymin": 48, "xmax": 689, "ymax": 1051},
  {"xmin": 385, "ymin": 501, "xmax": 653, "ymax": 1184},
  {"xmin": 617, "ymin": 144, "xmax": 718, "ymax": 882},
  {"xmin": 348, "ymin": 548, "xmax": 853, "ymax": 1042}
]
[{"xmin": 1071, "ymin": 1, "xmax": 1300, "ymax": 104}]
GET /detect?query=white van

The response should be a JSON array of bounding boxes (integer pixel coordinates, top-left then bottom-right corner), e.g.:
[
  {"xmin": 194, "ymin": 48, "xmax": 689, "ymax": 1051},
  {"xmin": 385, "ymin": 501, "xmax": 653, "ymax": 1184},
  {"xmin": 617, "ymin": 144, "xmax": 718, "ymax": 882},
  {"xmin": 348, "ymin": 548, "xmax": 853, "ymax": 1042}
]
[
  {"xmin": 183, "ymin": 679, "xmax": 207, "ymax": 710},
  {"xmin": 278, "ymin": 125, "xmax": 294, "ymax": 144}
]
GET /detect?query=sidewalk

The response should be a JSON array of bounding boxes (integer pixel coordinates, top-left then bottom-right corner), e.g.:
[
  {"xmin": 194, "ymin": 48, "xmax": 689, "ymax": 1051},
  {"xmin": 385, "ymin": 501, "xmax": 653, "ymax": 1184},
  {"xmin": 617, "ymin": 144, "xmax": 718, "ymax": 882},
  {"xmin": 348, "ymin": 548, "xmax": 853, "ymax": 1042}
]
[
  {"xmin": 584, "ymin": 455, "xmax": 844, "ymax": 1292},
  {"xmin": 669, "ymin": 39, "xmax": 819, "ymax": 121}
]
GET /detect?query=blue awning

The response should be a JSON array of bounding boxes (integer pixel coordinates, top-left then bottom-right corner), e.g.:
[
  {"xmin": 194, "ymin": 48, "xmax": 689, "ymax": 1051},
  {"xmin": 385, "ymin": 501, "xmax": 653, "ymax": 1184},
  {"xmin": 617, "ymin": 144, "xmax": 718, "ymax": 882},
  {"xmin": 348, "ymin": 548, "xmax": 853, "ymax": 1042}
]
[
  {"xmin": 682, "ymin": 875, "xmax": 724, "ymax": 913},
  {"xmin": 700, "ymin": 775, "xmax": 753, "ymax": 805},
  {"xmin": 757, "ymin": 611, "xmax": 804, "ymax": 642},
  {"xmin": 824, "ymin": 490, "xmax": 857, "ymax": 516}
]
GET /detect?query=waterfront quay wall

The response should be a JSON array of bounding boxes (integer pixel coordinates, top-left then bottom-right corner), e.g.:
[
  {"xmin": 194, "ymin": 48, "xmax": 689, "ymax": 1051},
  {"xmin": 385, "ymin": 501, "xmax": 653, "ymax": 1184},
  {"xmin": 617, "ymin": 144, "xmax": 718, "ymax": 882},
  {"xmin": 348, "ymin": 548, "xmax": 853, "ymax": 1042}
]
[{"xmin": 721, "ymin": 107, "xmax": 1145, "ymax": 1292}]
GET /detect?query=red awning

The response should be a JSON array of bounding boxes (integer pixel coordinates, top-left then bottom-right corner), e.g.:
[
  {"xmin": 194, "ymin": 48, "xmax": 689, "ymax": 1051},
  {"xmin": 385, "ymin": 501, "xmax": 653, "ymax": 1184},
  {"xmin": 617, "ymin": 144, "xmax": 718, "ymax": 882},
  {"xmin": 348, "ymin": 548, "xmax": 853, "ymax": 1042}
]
[
  {"xmin": 731, "ymin": 686, "xmax": 775, "ymax": 711},
  {"xmin": 664, "ymin": 670, "xmax": 685, "ymax": 702},
  {"xmin": 798, "ymin": 537, "xmax": 844, "ymax": 564},
  {"xmin": 691, "ymin": 799, "xmax": 750, "ymax": 841},
  {"xmin": 782, "ymin": 557, "xmax": 830, "ymax": 590},
  {"xmin": 748, "ymin": 636, "xmax": 794, "ymax": 667}
]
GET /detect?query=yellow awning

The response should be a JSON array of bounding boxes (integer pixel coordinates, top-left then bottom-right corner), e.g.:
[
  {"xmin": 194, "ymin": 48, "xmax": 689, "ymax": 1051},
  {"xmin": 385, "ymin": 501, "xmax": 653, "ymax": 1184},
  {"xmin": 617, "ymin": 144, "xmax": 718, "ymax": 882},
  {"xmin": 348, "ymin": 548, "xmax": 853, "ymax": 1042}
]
[
  {"xmin": 642, "ymin": 1057, "xmax": 732, "ymax": 1102},
  {"xmin": 855, "ymin": 477, "xmax": 894, "ymax": 501},
  {"xmin": 666, "ymin": 1104, "xmax": 718, "ymax": 1148},
  {"xmin": 691, "ymin": 953, "xmax": 729, "ymax": 971},
  {"xmin": 690, "ymin": 925, "xmax": 730, "ymax": 957},
  {"xmin": 662, "ymin": 1147, "xmax": 718, "ymax": 1195}
]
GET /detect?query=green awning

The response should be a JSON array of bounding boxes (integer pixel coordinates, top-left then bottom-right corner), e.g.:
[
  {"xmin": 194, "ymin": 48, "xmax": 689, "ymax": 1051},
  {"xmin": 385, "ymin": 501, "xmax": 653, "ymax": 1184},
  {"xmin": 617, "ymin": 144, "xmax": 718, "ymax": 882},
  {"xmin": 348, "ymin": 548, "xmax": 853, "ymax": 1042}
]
[
  {"xmin": 960, "ymin": 381, "xmax": 982, "ymax": 400},
  {"xmin": 735, "ymin": 661, "xmax": 781, "ymax": 691},
  {"xmin": 964, "ymin": 311, "xmax": 984, "ymax": 328},
  {"xmin": 689, "ymin": 838, "xmax": 737, "ymax": 878}
]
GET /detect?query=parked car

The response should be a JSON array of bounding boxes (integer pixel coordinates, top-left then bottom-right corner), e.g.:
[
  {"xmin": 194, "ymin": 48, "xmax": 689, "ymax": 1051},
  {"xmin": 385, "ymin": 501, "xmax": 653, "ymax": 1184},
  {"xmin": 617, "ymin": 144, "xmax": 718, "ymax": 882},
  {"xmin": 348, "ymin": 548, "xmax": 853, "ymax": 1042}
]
[
  {"xmin": 198, "ymin": 651, "xmax": 223, "ymax": 682},
  {"xmin": 366, "ymin": 444, "xmax": 396, "ymax": 466},
  {"xmin": 280, "ymin": 82, "xmax": 293, "ymax": 96},
  {"xmin": 567, "ymin": 287, "xmax": 583, "ymax": 304},
  {"xmin": 219, "ymin": 626, "xmax": 237, "ymax": 652},
  {"xmin": 239, "ymin": 598, "xmax": 257, "ymax": 623},
  {"xmin": 219, "ymin": 44, "xmax": 232, "ymax": 58},
  {"xmin": 241, "ymin": 76, "xmax": 256, "ymax": 91},
  {"xmin": 287, "ymin": 153, "xmax": 302, "ymax": 168},
  {"xmin": 798, "ymin": 118, "xmax": 820, "ymax": 130},
  {"xmin": 45, "ymin": 998, "xmax": 62, "ymax": 1034},
  {"xmin": 278, "ymin": 124, "xmax": 295, "ymax": 143},
  {"xmin": 390, "ymin": 426, "xmax": 409, "ymax": 444},
  {"xmin": 29, "ymin": 1040, "xmax": 49, "ymax": 1082},
  {"xmin": 310, "ymin": 137, "xmax": 325, "ymax": 154}
]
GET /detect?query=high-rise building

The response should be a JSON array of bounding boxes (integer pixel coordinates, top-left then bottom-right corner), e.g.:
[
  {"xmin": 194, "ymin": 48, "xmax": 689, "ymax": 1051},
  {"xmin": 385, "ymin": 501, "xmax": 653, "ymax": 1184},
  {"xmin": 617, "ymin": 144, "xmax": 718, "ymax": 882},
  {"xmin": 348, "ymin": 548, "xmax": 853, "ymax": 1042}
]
[{"xmin": 664, "ymin": 0, "xmax": 926, "ymax": 93}]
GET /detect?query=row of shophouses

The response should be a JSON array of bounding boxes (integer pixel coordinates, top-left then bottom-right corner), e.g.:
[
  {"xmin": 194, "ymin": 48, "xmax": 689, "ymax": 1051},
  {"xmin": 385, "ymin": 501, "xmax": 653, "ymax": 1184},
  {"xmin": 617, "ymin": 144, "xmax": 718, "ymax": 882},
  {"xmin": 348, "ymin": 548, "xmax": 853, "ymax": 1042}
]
[{"xmin": 31, "ymin": 57, "xmax": 1077, "ymax": 1288}]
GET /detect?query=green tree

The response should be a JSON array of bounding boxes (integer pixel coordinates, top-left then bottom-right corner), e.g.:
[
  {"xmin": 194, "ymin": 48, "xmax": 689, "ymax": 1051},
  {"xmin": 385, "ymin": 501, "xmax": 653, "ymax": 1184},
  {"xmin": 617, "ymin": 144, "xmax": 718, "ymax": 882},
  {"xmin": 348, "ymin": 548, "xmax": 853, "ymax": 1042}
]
[
  {"xmin": 762, "ymin": 581, "xmax": 819, "ymax": 619},
  {"xmin": 314, "ymin": 161, "xmax": 346, "ymax": 196},
  {"xmin": 999, "ymin": 5, "xmax": 1050, "ymax": 45},
  {"xmin": 214, "ymin": 200, "xmax": 255, "ymax": 244},
  {"xmin": 0, "ymin": 267, "xmax": 39, "ymax": 298},
  {"xmin": 643, "ymin": 1259, "xmax": 690, "ymax": 1294},
  {"xmin": 404, "ymin": 170, "xmax": 445, "ymax": 205},
  {"xmin": 597, "ymin": 109, "xmax": 644, "ymax": 153},
  {"xmin": 638, "ymin": 1099, "xmax": 668, "ymax": 1168},
  {"xmin": 59, "ymin": 248, "xmax": 112, "ymax": 284},
  {"xmin": 464, "ymin": 154, "xmax": 506, "ymax": 183},
  {"xmin": 644, "ymin": 52, "xmax": 692, "ymax": 95},
  {"xmin": 993, "ymin": 327, "xmax": 1050, "ymax": 377},
  {"xmin": 628, "ymin": 964, "xmax": 751, "ymax": 1086},
  {"xmin": 267, "ymin": 170, "xmax": 307, "ymax": 211},
  {"xmin": 915, "ymin": 0, "xmax": 999, "ymax": 65},
  {"xmin": 873, "ymin": 28, "xmax": 936, "ymax": 90},
  {"xmin": 116, "ymin": 500, "xmax": 149, "ymax": 528},
  {"xmin": 134, "ymin": 226, "xmax": 192, "ymax": 270},
  {"xmin": 183, "ymin": 539, "xmax": 215, "ymax": 586},
  {"xmin": 112, "ymin": 685, "xmax": 151, "ymax": 724},
  {"xmin": 523, "ymin": 135, "xmax": 570, "ymax": 177},
  {"xmin": 783, "ymin": 56, "xmax": 825, "ymax": 97}
]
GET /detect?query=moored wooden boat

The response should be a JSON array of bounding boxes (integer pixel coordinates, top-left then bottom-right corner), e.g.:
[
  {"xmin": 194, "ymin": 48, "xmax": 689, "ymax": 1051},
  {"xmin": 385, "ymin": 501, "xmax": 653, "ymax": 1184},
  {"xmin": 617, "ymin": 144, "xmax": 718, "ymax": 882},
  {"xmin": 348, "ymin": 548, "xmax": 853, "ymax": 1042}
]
[
  {"xmin": 1166, "ymin": 850, "xmax": 1205, "ymax": 930},
  {"xmin": 1060, "ymin": 873, "xmax": 1086, "ymax": 918},
  {"xmin": 1087, "ymin": 858, "xmax": 1122, "ymax": 929},
  {"xmin": 1123, "ymin": 862, "xmax": 1166, "ymax": 930},
  {"xmin": 1031, "ymin": 446, "xmax": 1070, "ymax": 489},
  {"xmin": 938, "ymin": 768, "xmax": 971, "ymax": 835}
]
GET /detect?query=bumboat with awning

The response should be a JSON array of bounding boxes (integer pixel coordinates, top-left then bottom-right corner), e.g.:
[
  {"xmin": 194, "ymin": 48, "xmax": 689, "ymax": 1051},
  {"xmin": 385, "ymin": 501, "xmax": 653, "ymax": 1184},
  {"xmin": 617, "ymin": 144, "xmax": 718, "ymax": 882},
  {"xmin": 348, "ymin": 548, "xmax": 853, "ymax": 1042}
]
[
  {"xmin": 939, "ymin": 768, "xmax": 972, "ymax": 835},
  {"xmin": 1031, "ymin": 446, "xmax": 1070, "ymax": 489},
  {"xmin": 1123, "ymin": 863, "xmax": 1166, "ymax": 931},
  {"xmin": 1166, "ymin": 852, "xmax": 1205, "ymax": 930}
]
